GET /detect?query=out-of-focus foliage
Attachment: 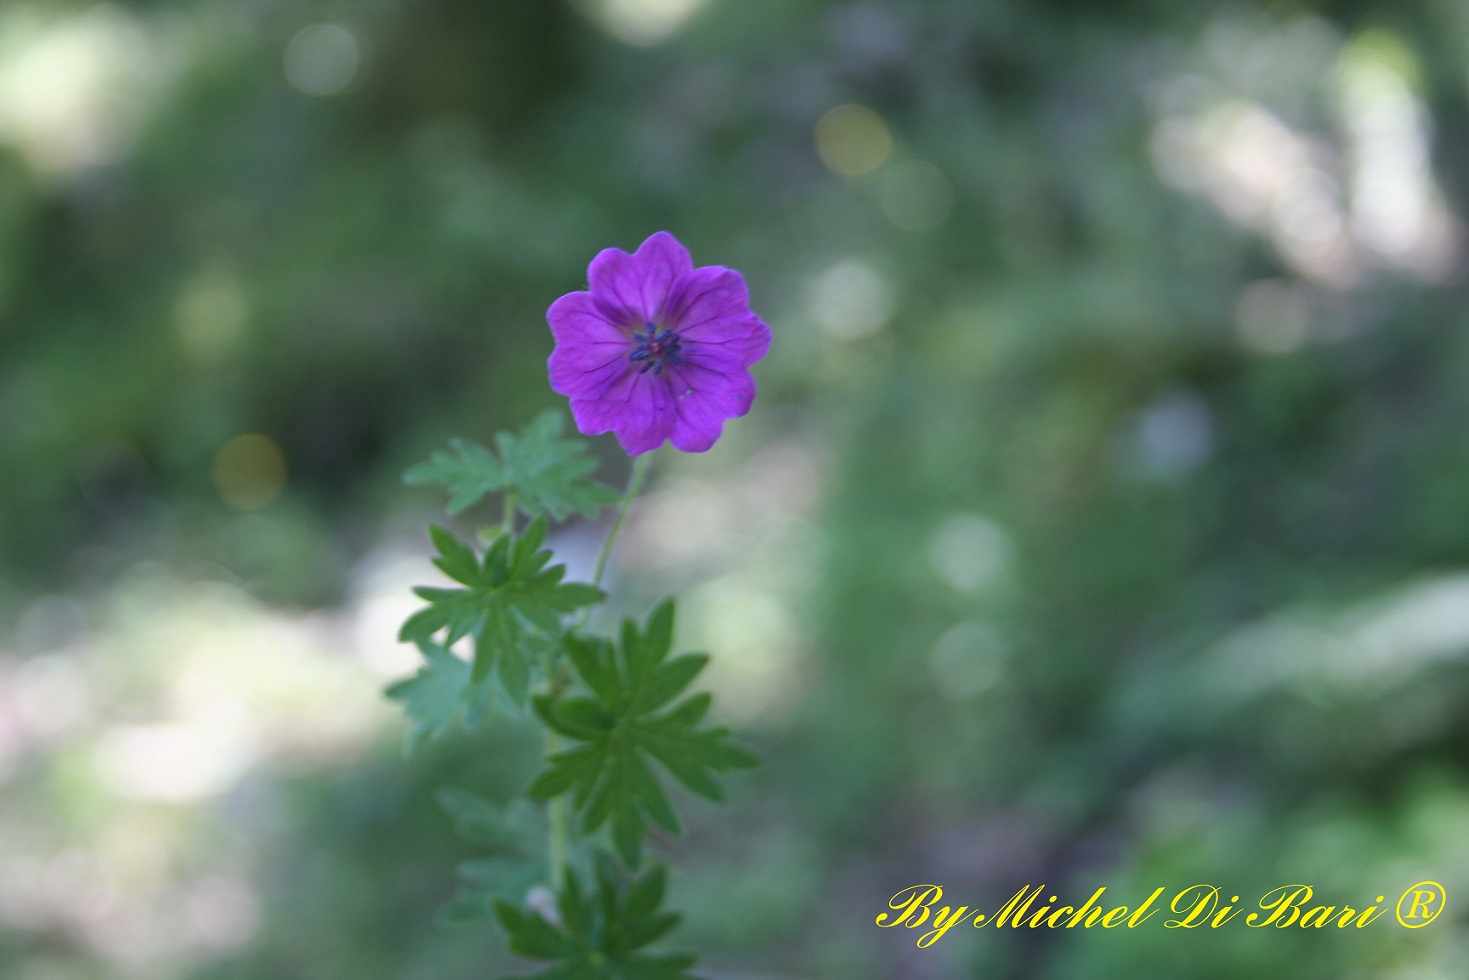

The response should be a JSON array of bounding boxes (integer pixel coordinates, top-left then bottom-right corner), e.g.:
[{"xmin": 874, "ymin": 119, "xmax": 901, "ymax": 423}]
[
  {"xmin": 435, "ymin": 791, "xmax": 546, "ymax": 928},
  {"xmin": 386, "ymin": 639, "xmax": 493, "ymax": 752},
  {"xmin": 5, "ymin": 0, "xmax": 1469, "ymax": 977},
  {"xmin": 496, "ymin": 861, "xmax": 696, "ymax": 980},
  {"xmin": 404, "ymin": 412, "xmax": 620, "ymax": 520}
]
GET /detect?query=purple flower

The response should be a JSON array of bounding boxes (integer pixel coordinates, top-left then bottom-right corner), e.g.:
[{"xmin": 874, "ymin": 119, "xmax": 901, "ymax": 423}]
[{"xmin": 547, "ymin": 231, "xmax": 771, "ymax": 456}]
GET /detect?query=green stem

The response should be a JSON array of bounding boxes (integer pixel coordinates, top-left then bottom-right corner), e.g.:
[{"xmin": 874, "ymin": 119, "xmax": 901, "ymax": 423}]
[
  {"xmin": 503, "ymin": 491, "xmax": 517, "ymax": 534},
  {"xmin": 547, "ymin": 759, "xmax": 568, "ymax": 884},
  {"xmin": 591, "ymin": 452, "xmax": 653, "ymax": 595},
  {"xmin": 547, "ymin": 453, "xmax": 653, "ymax": 887}
]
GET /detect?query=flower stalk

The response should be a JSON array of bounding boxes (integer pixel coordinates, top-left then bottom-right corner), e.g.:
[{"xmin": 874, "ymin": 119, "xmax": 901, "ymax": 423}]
[{"xmin": 592, "ymin": 454, "xmax": 652, "ymax": 597}]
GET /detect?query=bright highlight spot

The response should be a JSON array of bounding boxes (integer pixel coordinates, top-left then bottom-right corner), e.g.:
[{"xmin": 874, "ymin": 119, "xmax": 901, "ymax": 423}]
[
  {"xmin": 1148, "ymin": 17, "xmax": 1457, "ymax": 286},
  {"xmin": 814, "ymin": 103, "xmax": 892, "ymax": 177},
  {"xmin": 1119, "ymin": 391, "xmax": 1214, "ymax": 481},
  {"xmin": 175, "ymin": 267, "xmax": 248, "ymax": 366},
  {"xmin": 1206, "ymin": 575, "xmax": 1469, "ymax": 712},
  {"xmin": 0, "ymin": 563, "xmax": 406, "ymax": 967},
  {"xmin": 929, "ymin": 620, "xmax": 1007, "ymax": 699},
  {"xmin": 283, "ymin": 24, "xmax": 359, "ymax": 96},
  {"xmin": 683, "ymin": 577, "xmax": 801, "ymax": 724},
  {"xmin": 213, "ymin": 435, "xmax": 287, "ymax": 511},
  {"xmin": 0, "ymin": 7, "xmax": 158, "ymax": 177},
  {"xmin": 807, "ymin": 260, "xmax": 894, "ymax": 339},
  {"xmin": 927, "ymin": 514, "xmax": 1012, "ymax": 593},
  {"xmin": 585, "ymin": 0, "xmax": 709, "ymax": 47},
  {"xmin": 1338, "ymin": 32, "xmax": 1456, "ymax": 280},
  {"xmin": 95, "ymin": 721, "xmax": 255, "ymax": 802},
  {"xmin": 1236, "ymin": 278, "xmax": 1310, "ymax": 354}
]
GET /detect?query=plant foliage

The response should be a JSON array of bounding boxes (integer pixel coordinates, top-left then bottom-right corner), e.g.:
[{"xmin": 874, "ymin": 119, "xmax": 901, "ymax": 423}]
[
  {"xmin": 495, "ymin": 862, "xmax": 699, "ymax": 980},
  {"xmin": 398, "ymin": 518, "xmax": 601, "ymax": 705},
  {"xmin": 528, "ymin": 600, "xmax": 758, "ymax": 864},
  {"xmin": 404, "ymin": 412, "xmax": 621, "ymax": 520}
]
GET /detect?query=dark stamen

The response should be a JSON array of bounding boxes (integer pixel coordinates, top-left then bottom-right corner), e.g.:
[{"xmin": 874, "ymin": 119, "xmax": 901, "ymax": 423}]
[{"xmin": 629, "ymin": 322, "xmax": 683, "ymax": 376}]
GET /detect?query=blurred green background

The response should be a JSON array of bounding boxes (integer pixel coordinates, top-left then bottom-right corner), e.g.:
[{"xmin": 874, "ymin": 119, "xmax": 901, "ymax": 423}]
[{"xmin": 4, "ymin": 0, "xmax": 1469, "ymax": 977}]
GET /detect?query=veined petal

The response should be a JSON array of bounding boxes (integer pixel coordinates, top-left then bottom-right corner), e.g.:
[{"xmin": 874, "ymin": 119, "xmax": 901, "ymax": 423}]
[
  {"xmin": 547, "ymin": 290, "xmax": 626, "ymax": 347},
  {"xmin": 548, "ymin": 345, "xmax": 630, "ymax": 399},
  {"xmin": 546, "ymin": 291, "xmax": 635, "ymax": 399},
  {"xmin": 665, "ymin": 267, "xmax": 771, "ymax": 366},
  {"xmin": 588, "ymin": 231, "xmax": 692, "ymax": 326},
  {"xmin": 666, "ymin": 363, "xmax": 757, "ymax": 453},
  {"xmin": 568, "ymin": 370, "xmax": 676, "ymax": 456},
  {"xmin": 681, "ymin": 314, "xmax": 771, "ymax": 370}
]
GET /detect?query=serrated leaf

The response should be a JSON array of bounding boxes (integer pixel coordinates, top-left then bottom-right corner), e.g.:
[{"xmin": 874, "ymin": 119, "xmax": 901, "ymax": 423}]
[
  {"xmin": 496, "ymin": 411, "xmax": 624, "ymax": 521},
  {"xmin": 526, "ymin": 601, "xmax": 758, "ymax": 865},
  {"xmin": 399, "ymin": 520, "xmax": 602, "ymax": 708},
  {"xmin": 494, "ymin": 864, "xmax": 700, "ymax": 980},
  {"xmin": 405, "ymin": 412, "xmax": 621, "ymax": 521},
  {"xmin": 405, "ymin": 438, "xmax": 504, "ymax": 515},
  {"xmin": 384, "ymin": 642, "xmax": 493, "ymax": 753}
]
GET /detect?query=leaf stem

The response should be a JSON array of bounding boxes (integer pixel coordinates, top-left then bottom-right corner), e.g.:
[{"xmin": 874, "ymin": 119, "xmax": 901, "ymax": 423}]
[
  {"xmin": 543, "ymin": 623, "xmax": 567, "ymax": 887},
  {"xmin": 503, "ymin": 491, "xmax": 517, "ymax": 534},
  {"xmin": 547, "ymin": 758, "xmax": 568, "ymax": 884}
]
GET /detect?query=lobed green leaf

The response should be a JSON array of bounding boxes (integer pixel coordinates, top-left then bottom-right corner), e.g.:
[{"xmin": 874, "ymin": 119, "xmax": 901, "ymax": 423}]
[
  {"xmin": 526, "ymin": 601, "xmax": 758, "ymax": 865},
  {"xmin": 405, "ymin": 411, "xmax": 621, "ymax": 521},
  {"xmin": 493, "ymin": 863, "xmax": 700, "ymax": 980},
  {"xmin": 398, "ymin": 520, "xmax": 602, "ymax": 708},
  {"xmin": 384, "ymin": 642, "xmax": 492, "ymax": 754}
]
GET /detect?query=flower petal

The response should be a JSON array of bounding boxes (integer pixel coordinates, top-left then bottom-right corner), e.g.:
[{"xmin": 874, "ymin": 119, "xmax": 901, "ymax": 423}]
[
  {"xmin": 547, "ymin": 291, "xmax": 633, "ymax": 399},
  {"xmin": 543, "ymin": 290, "xmax": 628, "ymax": 399},
  {"xmin": 568, "ymin": 370, "xmax": 676, "ymax": 456},
  {"xmin": 681, "ymin": 314, "xmax": 771, "ymax": 374},
  {"xmin": 548, "ymin": 290, "xmax": 625, "ymax": 346},
  {"xmin": 665, "ymin": 267, "xmax": 771, "ymax": 366},
  {"xmin": 549, "ymin": 345, "xmax": 630, "ymax": 399},
  {"xmin": 588, "ymin": 231, "xmax": 692, "ymax": 326},
  {"xmin": 665, "ymin": 362, "xmax": 757, "ymax": 453}
]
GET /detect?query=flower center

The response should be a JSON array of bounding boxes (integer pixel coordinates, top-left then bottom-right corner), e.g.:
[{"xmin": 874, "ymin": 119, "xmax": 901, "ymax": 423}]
[{"xmin": 628, "ymin": 323, "xmax": 684, "ymax": 375}]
